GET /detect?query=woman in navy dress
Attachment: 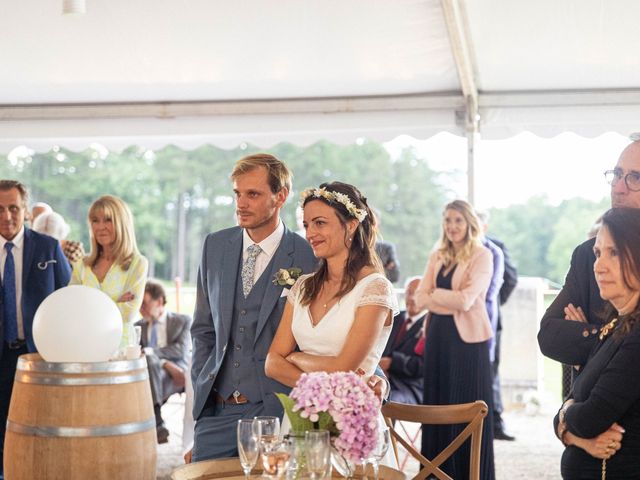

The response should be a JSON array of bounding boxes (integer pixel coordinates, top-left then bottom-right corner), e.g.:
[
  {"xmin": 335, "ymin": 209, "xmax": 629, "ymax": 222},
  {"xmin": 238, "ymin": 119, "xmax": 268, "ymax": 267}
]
[{"xmin": 415, "ymin": 199, "xmax": 495, "ymax": 479}]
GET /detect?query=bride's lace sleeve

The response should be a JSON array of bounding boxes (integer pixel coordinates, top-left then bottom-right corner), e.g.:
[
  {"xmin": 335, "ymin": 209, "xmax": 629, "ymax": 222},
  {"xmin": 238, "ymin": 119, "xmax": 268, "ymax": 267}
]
[
  {"xmin": 356, "ymin": 275, "xmax": 399, "ymax": 315},
  {"xmin": 286, "ymin": 273, "xmax": 312, "ymax": 306}
]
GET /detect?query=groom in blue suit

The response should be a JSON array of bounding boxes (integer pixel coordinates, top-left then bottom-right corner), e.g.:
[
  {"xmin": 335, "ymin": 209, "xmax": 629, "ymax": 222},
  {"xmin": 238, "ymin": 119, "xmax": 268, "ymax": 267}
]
[
  {"xmin": 191, "ymin": 154, "xmax": 316, "ymax": 461},
  {"xmin": 0, "ymin": 180, "xmax": 71, "ymax": 476}
]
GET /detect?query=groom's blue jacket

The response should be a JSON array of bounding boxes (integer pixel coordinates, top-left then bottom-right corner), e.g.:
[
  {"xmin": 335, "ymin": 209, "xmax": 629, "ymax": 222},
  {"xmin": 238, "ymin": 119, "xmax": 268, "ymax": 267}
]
[{"xmin": 191, "ymin": 225, "xmax": 316, "ymax": 419}]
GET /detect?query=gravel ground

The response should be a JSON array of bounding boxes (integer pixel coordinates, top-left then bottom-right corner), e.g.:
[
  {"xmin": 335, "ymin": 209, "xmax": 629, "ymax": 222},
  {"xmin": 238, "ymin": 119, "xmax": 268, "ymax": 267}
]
[
  {"xmin": 494, "ymin": 409, "xmax": 563, "ymax": 480},
  {"xmin": 156, "ymin": 396, "xmax": 565, "ymax": 479}
]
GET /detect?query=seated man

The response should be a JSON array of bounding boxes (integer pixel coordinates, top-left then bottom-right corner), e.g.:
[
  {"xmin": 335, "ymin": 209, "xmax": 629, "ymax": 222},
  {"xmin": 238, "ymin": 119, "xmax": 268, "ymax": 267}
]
[
  {"xmin": 136, "ymin": 280, "xmax": 191, "ymax": 444},
  {"xmin": 379, "ymin": 276, "xmax": 426, "ymax": 404}
]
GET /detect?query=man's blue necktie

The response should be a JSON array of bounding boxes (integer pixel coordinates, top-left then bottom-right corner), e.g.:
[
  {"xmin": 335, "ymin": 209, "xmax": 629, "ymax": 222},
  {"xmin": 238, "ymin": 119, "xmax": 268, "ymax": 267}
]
[
  {"xmin": 3, "ymin": 242, "xmax": 18, "ymax": 343},
  {"xmin": 148, "ymin": 321, "xmax": 158, "ymax": 348}
]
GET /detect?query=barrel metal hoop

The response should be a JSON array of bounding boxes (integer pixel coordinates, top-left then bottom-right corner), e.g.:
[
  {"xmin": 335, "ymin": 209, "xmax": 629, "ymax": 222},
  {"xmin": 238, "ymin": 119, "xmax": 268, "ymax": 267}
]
[
  {"xmin": 17, "ymin": 356, "xmax": 147, "ymax": 373},
  {"xmin": 15, "ymin": 371, "xmax": 148, "ymax": 386},
  {"xmin": 7, "ymin": 418, "xmax": 156, "ymax": 437}
]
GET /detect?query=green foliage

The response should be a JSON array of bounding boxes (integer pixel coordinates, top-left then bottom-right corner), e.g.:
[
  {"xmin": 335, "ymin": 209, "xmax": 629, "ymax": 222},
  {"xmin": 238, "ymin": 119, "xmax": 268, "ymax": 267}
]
[
  {"xmin": 0, "ymin": 142, "xmax": 608, "ymax": 286},
  {"xmin": 275, "ymin": 393, "xmax": 338, "ymax": 436},
  {"xmin": 275, "ymin": 393, "xmax": 315, "ymax": 434},
  {"xmin": 489, "ymin": 196, "xmax": 609, "ymax": 284}
]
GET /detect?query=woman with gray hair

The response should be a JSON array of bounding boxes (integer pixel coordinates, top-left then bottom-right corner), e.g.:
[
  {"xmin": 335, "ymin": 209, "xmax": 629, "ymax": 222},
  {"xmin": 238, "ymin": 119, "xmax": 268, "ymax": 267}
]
[{"xmin": 31, "ymin": 211, "xmax": 85, "ymax": 265}]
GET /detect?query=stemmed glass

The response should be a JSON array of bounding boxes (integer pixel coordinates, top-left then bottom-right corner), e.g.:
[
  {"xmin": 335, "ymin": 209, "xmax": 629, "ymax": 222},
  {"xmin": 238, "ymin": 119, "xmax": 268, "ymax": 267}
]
[
  {"xmin": 254, "ymin": 416, "xmax": 281, "ymax": 478},
  {"xmin": 254, "ymin": 416, "xmax": 281, "ymax": 445},
  {"xmin": 237, "ymin": 419, "xmax": 261, "ymax": 479},
  {"xmin": 367, "ymin": 427, "xmax": 391, "ymax": 480},
  {"xmin": 260, "ymin": 438, "xmax": 291, "ymax": 478},
  {"xmin": 305, "ymin": 430, "xmax": 331, "ymax": 480}
]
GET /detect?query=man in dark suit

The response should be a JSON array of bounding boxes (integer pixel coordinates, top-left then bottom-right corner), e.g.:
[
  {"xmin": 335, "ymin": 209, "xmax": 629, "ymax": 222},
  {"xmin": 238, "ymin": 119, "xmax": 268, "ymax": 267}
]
[
  {"xmin": 478, "ymin": 210, "xmax": 519, "ymax": 441},
  {"xmin": 379, "ymin": 276, "xmax": 425, "ymax": 404},
  {"xmin": 0, "ymin": 180, "xmax": 71, "ymax": 478},
  {"xmin": 486, "ymin": 233, "xmax": 518, "ymax": 440},
  {"xmin": 375, "ymin": 241, "xmax": 400, "ymax": 284},
  {"xmin": 136, "ymin": 279, "xmax": 191, "ymax": 444},
  {"xmin": 372, "ymin": 208, "xmax": 400, "ymax": 283},
  {"xmin": 539, "ymin": 137, "xmax": 640, "ymax": 366},
  {"xmin": 190, "ymin": 153, "xmax": 317, "ymax": 461}
]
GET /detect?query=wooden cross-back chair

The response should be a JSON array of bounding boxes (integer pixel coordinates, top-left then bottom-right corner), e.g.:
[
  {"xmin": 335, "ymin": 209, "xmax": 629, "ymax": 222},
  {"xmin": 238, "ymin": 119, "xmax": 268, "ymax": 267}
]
[{"xmin": 381, "ymin": 400, "xmax": 488, "ymax": 480}]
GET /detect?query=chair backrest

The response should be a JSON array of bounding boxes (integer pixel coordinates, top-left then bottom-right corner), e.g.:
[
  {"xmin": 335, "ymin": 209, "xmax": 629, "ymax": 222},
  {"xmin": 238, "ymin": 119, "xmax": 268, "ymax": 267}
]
[{"xmin": 381, "ymin": 400, "xmax": 488, "ymax": 480}]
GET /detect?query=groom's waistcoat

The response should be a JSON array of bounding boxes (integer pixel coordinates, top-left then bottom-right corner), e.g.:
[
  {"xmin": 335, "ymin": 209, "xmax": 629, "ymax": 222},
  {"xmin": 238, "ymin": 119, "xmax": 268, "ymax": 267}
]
[{"xmin": 214, "ymin": 257, "xmax": 274, "ymax": 402}]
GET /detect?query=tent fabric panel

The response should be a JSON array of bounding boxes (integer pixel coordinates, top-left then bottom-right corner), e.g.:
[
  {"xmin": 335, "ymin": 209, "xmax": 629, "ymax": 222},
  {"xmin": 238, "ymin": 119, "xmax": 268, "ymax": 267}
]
[
  {"xmin": 0, "ymin": 0, "xmax": 459, "ymax": 104},
  {"xmin": 0, "ymin": 109, "xmax": 461, "ymax": 153},
  {"xmin": 480, "ymin": 104, "xmax": 640, "ymax": 139},
  {"xmin": 467, "ymin": 0, "xmax": 640, "ymax": 91}
]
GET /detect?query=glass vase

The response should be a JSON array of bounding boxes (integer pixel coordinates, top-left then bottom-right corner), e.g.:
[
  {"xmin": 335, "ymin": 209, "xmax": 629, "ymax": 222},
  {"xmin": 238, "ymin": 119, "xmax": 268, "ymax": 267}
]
[
  {"xmin": 284, "ymin": 434, "xmax": 307, "ymax": 480},
  {"xmin": 330, "ymin": 447, "xmax": 356, "ymax": 478}
]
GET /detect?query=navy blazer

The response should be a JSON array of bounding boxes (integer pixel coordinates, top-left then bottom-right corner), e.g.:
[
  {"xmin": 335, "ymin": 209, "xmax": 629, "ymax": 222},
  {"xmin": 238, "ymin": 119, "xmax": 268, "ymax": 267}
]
[
  {"xmin": 0, "ymin": 228, "xmax": 71, "ymax": 355},
  {"xmin": 382, "ymin": 311, "xmax": 425, "ymax": 403},
  {"xmin": 190, "ymin": 225, "xmax": 316, "ymax": 419},
  {"xmin": 538, "ymin": 237, "xmax": 606, "ymax": 366}
]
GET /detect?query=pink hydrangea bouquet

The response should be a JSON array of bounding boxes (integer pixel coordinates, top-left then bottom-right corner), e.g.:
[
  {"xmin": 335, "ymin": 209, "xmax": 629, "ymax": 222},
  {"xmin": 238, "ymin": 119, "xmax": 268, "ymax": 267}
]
[{"xmin": 276, "ymin": 371, "xmax": 380, "ymax": 463}]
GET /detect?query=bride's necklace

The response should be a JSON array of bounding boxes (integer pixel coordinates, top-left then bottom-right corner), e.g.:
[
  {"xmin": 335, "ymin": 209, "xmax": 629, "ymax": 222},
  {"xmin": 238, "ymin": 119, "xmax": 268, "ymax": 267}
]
[{"xmin": 320, "ymin": 281, "xmax": 341, "ymax": 311}]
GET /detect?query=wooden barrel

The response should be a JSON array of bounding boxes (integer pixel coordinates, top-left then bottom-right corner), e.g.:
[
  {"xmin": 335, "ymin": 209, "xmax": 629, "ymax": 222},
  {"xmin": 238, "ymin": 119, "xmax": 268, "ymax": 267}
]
[{"xmin": 4, "ymin": 353, "xmax": 157, "ymax": 480}]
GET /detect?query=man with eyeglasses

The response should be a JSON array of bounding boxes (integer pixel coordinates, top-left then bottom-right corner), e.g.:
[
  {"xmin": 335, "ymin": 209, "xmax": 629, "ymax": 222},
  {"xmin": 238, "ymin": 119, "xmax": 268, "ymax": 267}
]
[
  {"xmin": 0, "ymin": 180, "xmax": 71, "ymax": 479},
  {"xmin": 538, "ymin": 135, "xmax": 640, "ymax": 368}
]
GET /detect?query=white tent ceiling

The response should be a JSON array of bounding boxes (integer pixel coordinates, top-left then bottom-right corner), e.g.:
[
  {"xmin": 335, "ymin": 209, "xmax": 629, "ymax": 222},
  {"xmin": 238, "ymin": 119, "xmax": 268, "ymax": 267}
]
[{"xmin": 1, "ymin": 0, "xmax": 639, "ymax": 152}]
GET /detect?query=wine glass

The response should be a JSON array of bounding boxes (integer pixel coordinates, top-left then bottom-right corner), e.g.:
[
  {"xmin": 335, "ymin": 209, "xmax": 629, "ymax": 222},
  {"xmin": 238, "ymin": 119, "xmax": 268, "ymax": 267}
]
[
  {"xmin": 254, "ymin": 416, "xmax": 280, "ymax": 446},
  {"xmin": 261, "ymin": 439, "xmax": 291, "ymax": 478},
  {"xmin": 237, "ymin": 419, "xmax": 261, "ymax": 479},
  {"xmin": 305, "ymin": 430, "xmax": 331, "ymax": 480},
  {"xmin": 368, "ymin": 427, "xmax": 391, "ymax": 480}
]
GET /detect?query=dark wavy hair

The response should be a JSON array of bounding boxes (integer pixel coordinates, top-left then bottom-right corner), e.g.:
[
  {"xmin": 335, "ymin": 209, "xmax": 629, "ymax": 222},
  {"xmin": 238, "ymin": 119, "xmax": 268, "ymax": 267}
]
[
  {"xmin": 298, "ymin": 181, "xmax": 382, "ymax": 306},
  {"xmin": 598, "ymin": 208, "xmax": 640, "ymax": 337}
]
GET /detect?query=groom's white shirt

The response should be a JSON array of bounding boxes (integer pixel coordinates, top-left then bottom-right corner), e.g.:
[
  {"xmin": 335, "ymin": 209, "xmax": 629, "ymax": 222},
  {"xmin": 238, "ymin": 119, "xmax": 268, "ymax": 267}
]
[{"xmin": 242, "ymin": 220, "xmax": 284, "ymax": 284}]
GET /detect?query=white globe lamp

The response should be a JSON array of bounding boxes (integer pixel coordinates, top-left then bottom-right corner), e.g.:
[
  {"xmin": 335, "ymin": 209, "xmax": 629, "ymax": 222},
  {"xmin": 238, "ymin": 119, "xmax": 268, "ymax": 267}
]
[{"xmin": 33, "ymin": 285, "xmax": 122, "ymax": 362}]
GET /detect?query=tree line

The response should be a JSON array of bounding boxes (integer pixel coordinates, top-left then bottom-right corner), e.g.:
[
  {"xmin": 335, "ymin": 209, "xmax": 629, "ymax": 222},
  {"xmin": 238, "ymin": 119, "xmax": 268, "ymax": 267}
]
[{"xmin": 1, "ymin": 142, "xmax": 608, "ymax": 287}]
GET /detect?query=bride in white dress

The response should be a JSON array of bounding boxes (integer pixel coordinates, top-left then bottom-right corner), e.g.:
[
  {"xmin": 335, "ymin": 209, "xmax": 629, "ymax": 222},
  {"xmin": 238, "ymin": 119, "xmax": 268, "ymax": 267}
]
[{"xmin": 265, "ymin": 181, "xmax": 398, "ymax": 466}]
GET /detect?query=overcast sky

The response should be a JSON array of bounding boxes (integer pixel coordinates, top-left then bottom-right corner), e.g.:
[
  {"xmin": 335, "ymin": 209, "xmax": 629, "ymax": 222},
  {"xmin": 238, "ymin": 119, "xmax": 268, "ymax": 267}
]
[{"xmin": 385, "ymin": 131, "xmax": 630, "ymax": 209}]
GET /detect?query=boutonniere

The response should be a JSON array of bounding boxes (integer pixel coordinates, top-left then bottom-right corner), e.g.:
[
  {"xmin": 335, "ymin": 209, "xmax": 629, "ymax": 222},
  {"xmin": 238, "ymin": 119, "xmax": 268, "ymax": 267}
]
[{"xmin": 272, "ymin": 267, "xmax": 303, "ymax": 287}]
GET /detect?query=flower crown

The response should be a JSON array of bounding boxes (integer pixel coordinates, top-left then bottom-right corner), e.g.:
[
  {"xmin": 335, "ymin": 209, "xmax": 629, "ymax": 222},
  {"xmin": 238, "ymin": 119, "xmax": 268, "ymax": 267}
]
[{"xmin": 300, "ymin": 187, "xmax": 368, "ymax": 222}]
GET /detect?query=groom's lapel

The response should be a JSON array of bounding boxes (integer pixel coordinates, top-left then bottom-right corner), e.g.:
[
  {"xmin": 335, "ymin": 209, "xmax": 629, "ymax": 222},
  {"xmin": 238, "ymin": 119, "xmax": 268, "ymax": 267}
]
[
  {"xmin": 220, "ymin": 229, "xmax": 243, "ymax": 338},
  {"xmin": 255, "ymin": 229, "xmax": 294, "ymax": 343}
]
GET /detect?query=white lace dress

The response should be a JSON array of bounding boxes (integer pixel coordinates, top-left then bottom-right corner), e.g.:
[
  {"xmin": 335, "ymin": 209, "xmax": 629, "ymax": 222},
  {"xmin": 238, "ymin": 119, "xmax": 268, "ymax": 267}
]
[{"xmin": 285, "ymin": 272, "xmax": 399, "ymax": 466}]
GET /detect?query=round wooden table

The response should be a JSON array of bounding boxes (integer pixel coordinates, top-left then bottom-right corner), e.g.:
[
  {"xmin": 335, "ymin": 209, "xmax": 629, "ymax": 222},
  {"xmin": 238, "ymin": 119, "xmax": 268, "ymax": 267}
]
[{"xmin": 172, "ymin": 457, "xmax": 406, "ymax": 480}]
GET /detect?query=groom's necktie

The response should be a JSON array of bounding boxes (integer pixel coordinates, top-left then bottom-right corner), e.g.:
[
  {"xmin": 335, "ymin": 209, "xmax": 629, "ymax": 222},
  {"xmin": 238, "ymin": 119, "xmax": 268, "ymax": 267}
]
[
  {"xmin": 3, "ymin": 242, "xmax": 18, "ymax": 343},
  {"xmin": 241, "ymin": 244, "xmax": 262, "ymax": 297}
]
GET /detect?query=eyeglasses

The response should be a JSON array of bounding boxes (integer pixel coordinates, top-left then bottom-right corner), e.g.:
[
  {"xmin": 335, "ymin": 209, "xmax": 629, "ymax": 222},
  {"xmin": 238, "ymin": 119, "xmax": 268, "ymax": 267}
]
[{"xmin": 604, "ymin": 169, "xmax": 640, "ymax": 192}]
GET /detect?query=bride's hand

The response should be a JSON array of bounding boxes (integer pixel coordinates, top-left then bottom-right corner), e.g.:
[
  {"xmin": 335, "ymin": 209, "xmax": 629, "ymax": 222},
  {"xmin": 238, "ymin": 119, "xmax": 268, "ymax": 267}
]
[
  {"xmin": 356, "ymin": 368, "xmax": 386, "ymax": 402},
  {"xmin": 285, "ymin": 352, "xmax": 300, "ymax": 366}
]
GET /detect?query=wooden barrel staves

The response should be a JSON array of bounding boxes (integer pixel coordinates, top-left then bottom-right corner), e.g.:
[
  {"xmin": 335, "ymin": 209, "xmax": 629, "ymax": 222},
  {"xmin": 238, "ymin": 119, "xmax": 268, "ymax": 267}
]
[{"xmin": 4, "ymin": 353, "xmax": 157, "ymax": 480}]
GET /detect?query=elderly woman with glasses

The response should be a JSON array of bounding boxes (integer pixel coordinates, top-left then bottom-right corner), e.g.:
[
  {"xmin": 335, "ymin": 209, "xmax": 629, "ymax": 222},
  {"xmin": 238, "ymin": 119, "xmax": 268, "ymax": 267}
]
[{"xmin": 555, "ymin": 208, "xmax": 640, "ymax": 479}]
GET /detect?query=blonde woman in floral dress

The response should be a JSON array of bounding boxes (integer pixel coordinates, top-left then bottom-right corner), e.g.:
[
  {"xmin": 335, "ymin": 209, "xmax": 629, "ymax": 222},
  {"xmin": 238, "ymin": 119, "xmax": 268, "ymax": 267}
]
[
  {"xmin": 71, "ymin": 195, "xmax": 148, "ymax": 347},
  {"xmin": 266, "ymin": 181, "xmax": 398, "ymax": 465}
]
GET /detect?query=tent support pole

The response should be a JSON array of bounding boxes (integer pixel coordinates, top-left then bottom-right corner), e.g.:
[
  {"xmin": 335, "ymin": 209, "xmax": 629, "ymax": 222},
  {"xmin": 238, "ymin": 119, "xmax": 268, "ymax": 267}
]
[
  {"xmin": 442, "ymin": 0, "xmax": 480, "ymax": 206},
  {"xmin": 465, "ymin": 94, "xmax": 479, "ymax": 205}
]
